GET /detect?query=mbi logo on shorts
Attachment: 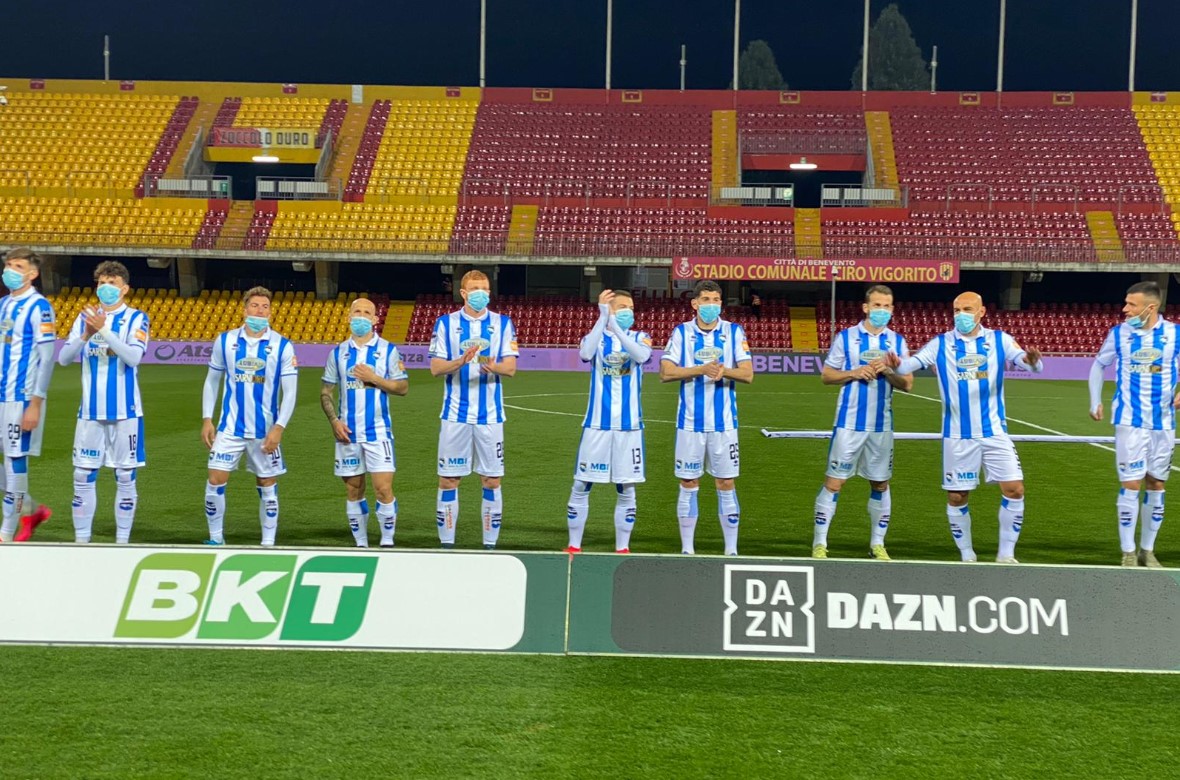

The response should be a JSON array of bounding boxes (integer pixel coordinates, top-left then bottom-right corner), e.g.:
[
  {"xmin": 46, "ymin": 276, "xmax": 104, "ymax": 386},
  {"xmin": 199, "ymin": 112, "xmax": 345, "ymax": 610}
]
[
  {"xmin": 439, "ymin": 457, "xmax": 467, "ymax": 468},
  {"xmin": 946, "ymin": 471, "xmax": 977, "ymax": 482},
  {"xmin": 676, "ymin": 459, "xmax": 702, "ymax": 471},
  {"xmin": 76, "ymin": 448, "xmax": 101, "ymax": 459},
  {"xmin": 1119, "ymin": 460, "xmax": 1145, "ymax": 472},
  {"xmin": 211, "ymin": 452, "xmax": 236, "ymax": 464},
  {"xmin": 723, "ymin": 564, "xmax": 815, "ymax": 653},
  {"xmin": 336, "ymin": 457, "xmax": 360, "ymax": 469}
]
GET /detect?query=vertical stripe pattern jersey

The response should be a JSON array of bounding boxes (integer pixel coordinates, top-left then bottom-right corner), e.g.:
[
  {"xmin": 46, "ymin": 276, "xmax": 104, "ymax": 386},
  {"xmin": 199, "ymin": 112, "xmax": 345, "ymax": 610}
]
[
  {"xmin": 662, "ymin": 319, "xmax": 752, "ymax": 433},
  {"xmin": 68, "ymin": 304, "xmax": 148, "ymax": 420},
  {"xmin": 322, "ymin": 337, "xmax": 409, "ymax": 443},
  {"xmin": 1095, "ymin": 318, "xmax": 1180, "ymax": 431},
  {"xmin": 912, "ymin": 326, "xmax": 1026, "ymax": 439},
  {"xmin": 581, "ymin": 330, "xmax": 653, "ymax": 431},
  {"xmin": 429, "ymin": 309, "xmax": 519, "ymax": 424},
  {"xmin": 825, "ymin": 323, "xmax": 909, "ymax": 433},
  {"xmin": 208, "ymin": 327, "xmax": 298, "ymax": 438},
  {"xmin": 0, "ymin": 289, "xmax": 55, "ymax": 403}
]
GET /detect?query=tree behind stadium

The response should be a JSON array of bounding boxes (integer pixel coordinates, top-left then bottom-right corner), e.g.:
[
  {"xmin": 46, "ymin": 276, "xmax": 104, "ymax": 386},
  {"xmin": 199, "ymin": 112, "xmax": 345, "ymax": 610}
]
[
  {"xmin": 850, "ymin": 3, "xmax": 930, "ymax": 91},
  {"xmin": 738, "ymin": 40, "xmax": 788, "ymax": 90}
]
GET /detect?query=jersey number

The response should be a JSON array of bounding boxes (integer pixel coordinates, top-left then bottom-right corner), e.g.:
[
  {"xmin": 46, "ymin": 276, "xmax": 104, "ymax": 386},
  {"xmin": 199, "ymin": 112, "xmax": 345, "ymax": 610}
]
[
  {"xmin": 6, "ymin": 424, "xmax": 20, "ymax": 444},
  {"xmin": 729, "ymin": 443, "xmax": 740, "ymax": 464},
  {"xmin": 128, "ymin": 433, "xmax": 138, "ymax": 454},
  {"xmin": 631, "ymin": 447, "xmax": 642, "ymax": 466}
]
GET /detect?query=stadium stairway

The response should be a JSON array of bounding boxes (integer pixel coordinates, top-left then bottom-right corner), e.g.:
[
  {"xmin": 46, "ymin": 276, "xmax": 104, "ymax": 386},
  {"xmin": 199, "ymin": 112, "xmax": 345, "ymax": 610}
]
[
  {"xmin": 216, "ymin": 201, "xmax": 254, "ymax": 251},
  {"xmin": 711, "ymin": 110, "xmax": 739, "ymax": 200},
  {"xmin": 864, "ymin": 111, "xmax": 899, "ymax": 189},
  {"xmin": 788, "ymin": 307, "xmax": 820, "ymax": 351},
  {"xmin": 381, "ymin": 302, "xmax": 414, "ymax": 343},
  {"xmin": 166, "ymin": 100, "xmax": 222, "ymax": 179},
  {"xmin": 325, "ymin": 102, "xmax": 370, "ymax": 188},
  {"xmin": 506, "ymin": 205, "xmax": 539, "ymax": 256},
  {"xmin": 1086, "ymin": 211, "xmax": 1126, "ymax": 263},
  {"xmin": 795, "ymin": 209, "xmax": 823, "ymax": 259}
]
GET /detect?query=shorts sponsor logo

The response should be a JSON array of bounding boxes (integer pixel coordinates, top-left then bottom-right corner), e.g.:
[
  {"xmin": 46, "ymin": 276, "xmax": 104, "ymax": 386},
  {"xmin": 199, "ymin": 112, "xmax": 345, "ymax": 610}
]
[
  {"xmin": 336, "ymin": 457, "xmax": 360, "ymax": 469},
  {"xmin": 829, "ymin": 460, "xmax": 853, "ymax": 472},
  {"xmin": 723, "ymin": 565, "xmax": 815, "ymax": 653},
  {"xmin": 115, "ymin": 552, "xmax": 376, "ymax": 642},
  {"xmin": 588, "ymin": 463, "xmax": 609, "ymax": 473},
  {"xmin": 694, "ymin": 346, "xmax": 724, "ymax": 363},
  {"xmin": 676, "ymin": 459, "xmax": 702, "ymax": 471},
  {"xmin": 211, "ymin": 451, "xmax": 236, "ymax": 464},
  {"xmin": 1119, "ymin": 459, "xmax": 1145, "ymax": 472},
  {"xmin": 441, "ymin": 457, "xmax": 467, "ymax": 468},
  {"xmin": 77, "ymin": 448, "xmax": 102, "ymax": 459},
  {"xmin": 946, "ymin": 470, "xmax": 977, "ymax": 482}
]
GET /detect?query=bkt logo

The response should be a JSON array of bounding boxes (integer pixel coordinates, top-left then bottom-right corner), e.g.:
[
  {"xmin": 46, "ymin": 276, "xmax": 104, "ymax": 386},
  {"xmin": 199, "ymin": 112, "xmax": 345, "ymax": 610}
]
[
  {"xmin": 723, "ymin": 565, "xmax": 815, "ymax": 654},
  {"xmin": 115, "ymin": 553, "xmax": 377, "ymax": 642}
]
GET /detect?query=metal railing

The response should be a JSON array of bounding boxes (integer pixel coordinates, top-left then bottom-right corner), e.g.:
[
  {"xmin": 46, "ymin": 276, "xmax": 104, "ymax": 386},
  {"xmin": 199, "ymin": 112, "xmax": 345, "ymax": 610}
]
[
  {"xmin": 709, "ymin": 185, "xmax": 794, "ymax": 207},
  {"xmin": 821, "ymin": 184, "xmax": 907, "ymax": 208},
  {"xmin": 740, "ymin": 131, "xmax": 866, "ymax": 155},
  {"xmin": 256, "ymin": 177, "xmax": 342, "ymax": 201},
  {"xmin": 143, "ymin": 174, "xmax": 231, "ymax": 199},
  {"xmin": 314, "ymin": 129, "xmax": 334, "ymax": 182},
  {"xmin": 182, "ymin": 125, "xmax": 207, "ymax": 178}
]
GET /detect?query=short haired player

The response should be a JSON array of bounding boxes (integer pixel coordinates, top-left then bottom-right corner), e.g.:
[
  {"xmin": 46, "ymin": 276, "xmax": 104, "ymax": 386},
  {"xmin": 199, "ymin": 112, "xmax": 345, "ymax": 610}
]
[
  {"xmin": 321, "ymin": 298, "xmax": 409, "ymax": 548},
  {"xmin": 565, "ymin": 289, "xmax": 653, "ymax": 553},
  {"xmin": 660, "ymin": 280, "xmax": 754, "ymax": 555},
  {"xmin": 200, "ymin": 287, "xmax": 298, "ymax": 546},
  {"xmin": 1088, "ymin": 281, "xmax": 1180, "ymax": 568},
  {"xmin": 57, "ymin": 260, "xmax": 148, "ymax": 543},
  {"xmin": 0, "ymin": 248, "xmax": 55, "ymax": 542},
  {"xmin": 429, "ymin": 270, "xmax": 518, "ymax": 549},
  {"xmin": 813, "ymin": 285, "xmax": 912, "ymax": 561},
  {"xmin": 884, "ymin": 292, "xmax": 1042, "ymax": 563}
]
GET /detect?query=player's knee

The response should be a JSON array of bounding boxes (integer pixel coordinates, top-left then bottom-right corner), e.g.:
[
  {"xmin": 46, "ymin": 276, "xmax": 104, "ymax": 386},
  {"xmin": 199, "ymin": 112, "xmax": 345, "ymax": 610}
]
[
  {"xmin": 823, "ymin": 477, "xmax": 846, "ymax": 493},
  {"xmin": 115, "ymin": 468, "xmax": 136, "ymax": 485},
  {"xmin": 1146, "ymin": 477, "xmax": 1166, "ymax": 492},
  {"xmin": 716, "ymin": 478, "xmax": 736, "ymax": 491},
  {"xmin": 481, "ymin": 476, "xmax": 501, "ymax": 490},
  {"xmin": 438, "ymin": 476, "xmax": 461, "ymax": 490},
  {"xmin": 256, "ymin": 477, "xmax": 277, "ymax": 489},
  {"xmin": 615, "ymin": 483, "xmax": 636, "ymax": 501},
  {"xmin": 373, "ymin": 485, "xmax": 394, "ymax": 504},
  {"xmin": 869, "ymin": 480, "xmax": 889, "ymax": 493},
  {"xmin": 680, "ymin": 478, "xmax": 700, "ymax": 489},
  {"xmin": 1122, "ymin": 479, "xmax": 1143, "ymax": 491},
  {"xmin": 947, "ymin": 491, "xmax": 969, "ymax": 507},
  {"xmin": 74, "ymin": 468, "xmax": 98, "ymax": 484},
  {"xmin": 1001, "ymin": 483, "xmax": 1025, "ymax": 500},
  {"xmin": 573, "ymin": 480, "xmax": 593, "ymax": 495},
  {"xmin": 207, "ymin": 471, "xmax": 229, "ymax": 487}
]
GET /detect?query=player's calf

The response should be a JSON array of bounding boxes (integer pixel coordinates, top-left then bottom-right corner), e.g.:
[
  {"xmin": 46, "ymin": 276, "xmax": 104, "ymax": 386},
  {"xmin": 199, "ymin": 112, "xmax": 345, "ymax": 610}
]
[{"xmin": 72, "ymin": 468, "xmax": 99, "ymax": 543}]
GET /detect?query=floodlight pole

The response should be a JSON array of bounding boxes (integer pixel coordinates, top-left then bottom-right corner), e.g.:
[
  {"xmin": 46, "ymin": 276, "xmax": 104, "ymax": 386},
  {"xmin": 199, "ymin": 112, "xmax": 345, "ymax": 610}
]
[
  {"xmin": 732, "ymin": 0, "xmax": 740, "ymax": 91},
  {"xmin": 1129, "ymin": 0, "xmax": 1139, "ymax": 92},
  {"xmin": 996, "ymin": 0, "xmax": 1007, "ymax": 94},
  {"xmin": 861, "ymin": 0, "xmax": 870, "ymax": 92},
  {"xmin": 606, "ymin": 0, "xmax": 613, "ymax": 90},
  {"xmin": 479, "ymin": 0, "xmax": 487, "ymax": 88},
  {"xmin": 930, "ymin": 44, "xmax": 938, "ymax": 93},
  {"xmin": 680, "ymin": 44, "xmax": 687, "ymax": 92},
  {"xmin": 103, "ymin": 35, "xmax": 110, "ymax": 81}
]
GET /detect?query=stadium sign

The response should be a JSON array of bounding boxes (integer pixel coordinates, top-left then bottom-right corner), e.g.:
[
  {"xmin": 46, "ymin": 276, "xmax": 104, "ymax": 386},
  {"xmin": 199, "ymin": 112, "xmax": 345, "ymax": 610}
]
[
  {"xmin": 209, "ymin": 127, "xmax": 318, "ymax": 149},
  {"xmin": 0, "ymin": 546, "xmax": 567, "ymax": 653},
  {"xmin": 671, "ymin": 257, "xmax": 960, "ymax": 284},
  {"xmin": 566, "ymin": 556, "xmax": 1180, "ymax": 672}
]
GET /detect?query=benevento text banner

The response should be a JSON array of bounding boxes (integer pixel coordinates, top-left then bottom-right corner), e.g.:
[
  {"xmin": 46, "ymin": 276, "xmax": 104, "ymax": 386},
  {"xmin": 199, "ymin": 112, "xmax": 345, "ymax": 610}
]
[{"xmin": 672, "ymin": 257, "xmax": 960, "ymax": 284}]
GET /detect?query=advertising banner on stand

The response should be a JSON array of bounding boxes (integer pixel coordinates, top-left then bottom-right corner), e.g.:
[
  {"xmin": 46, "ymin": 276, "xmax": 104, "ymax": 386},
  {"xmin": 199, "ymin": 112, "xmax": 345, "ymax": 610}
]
[{"xmin": 671, "ymin": 257, "xmax": 960, "ymax": 284}]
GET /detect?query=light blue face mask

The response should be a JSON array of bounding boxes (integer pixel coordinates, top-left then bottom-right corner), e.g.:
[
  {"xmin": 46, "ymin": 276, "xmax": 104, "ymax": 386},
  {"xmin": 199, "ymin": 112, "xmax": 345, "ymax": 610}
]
[
  {"xmin": 867, "ymin": 309, "xmax": 891, "ymax": 328},
  {"xmin": 954, "ymin": 312, "xmax": 977, "ymax": 335},
  {"xmin": 2, "ymin": 268, "xmax": 26, "ymax": 291},
  {"xmin": 350, "ymin": 316, "xmax": 373, "ymax": 337},
  {"xmin": 244, "ymin": 315, "xmax": 269, "ymax": 333},
  {"xmin": 698, "ymin": 303, "xmax": 722, "ymax": 325},
  {"xmin": 96, "ymin": 283, "xmax": 122, "ymax": 306},
  {"xmin": 613, "ymin": 309, "xmax": 635, "ymax": 331},
  {"xmin": 1127, "ymin": 306, "xmax": 1153, "ymax": 329},
  {"xmin": 466, "ymin": 289, "xmax": 490, "ymax": 312}
]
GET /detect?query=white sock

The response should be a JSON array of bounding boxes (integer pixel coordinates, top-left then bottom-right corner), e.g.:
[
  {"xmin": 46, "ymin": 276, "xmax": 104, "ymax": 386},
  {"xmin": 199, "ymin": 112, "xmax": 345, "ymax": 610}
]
[
  {"xmin": 947, "ymin": 504, "xmax": 974, "ymax": 560},
  {"xmin": 813, "ymin": 487, "xmax": 838, "ymax": 546},
  {"xmin": 0, "ymin": 456, "xmax": 29, "ymax": 541},
  {"xmin": 677, "ymin": 485, "xmax": 699, "ymax": 554},
  {"xmin": 718, "ymin": 488, "xmax": 740, "ymax": 556},
  {"xmin": 258, "ymin": 484, "xmax": 278, "ymax": 546},
  {"xmin": 868, "ymin": 489, "xmax": 891, "ymax": 546},
  {"xmin": 1140, "ymin": 490, "xmax": 1165, "ymax": 551},
  {"xmin": 614, "ymin": 484, "xmax": 636, "ymax": 551},
  {"xmin": 114, "ymin": 468, "xmax": 137, "ymax": 544},
  {"xmin": 377, "ymin": 500, "xmax": 397, "ymax": 546},
  {"xmin": 347, "ymin": 499, "xmax": 369, "ymax": 547},
  {"xmin": 1117, "ymin": 487, "xmax": 1138, "ymax": 553},
  {"xmin": 481, "ymin": 487, "xmax": 503, "ymax": 547},
  {"xmin": 72, "ymin": 468, "xmax": 98, "ymax": 543},
  {"xmin": 205, "ymin": 481, "xmax": 226, "ymax": 543},
  {"xmin": 566, "ymin": 481, "xmax": 591, "ymax": 548},
  {"xmin": 437, "ymin": 488, "xmax": 458, "ymax": 545},
  {"xmin": 998, "ymin": 496, "xmax": 1024, "ymax": 559}
]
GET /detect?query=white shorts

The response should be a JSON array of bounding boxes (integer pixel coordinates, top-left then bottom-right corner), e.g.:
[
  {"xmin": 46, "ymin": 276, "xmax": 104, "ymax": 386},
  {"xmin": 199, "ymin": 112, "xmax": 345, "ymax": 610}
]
[
  {"xmin": 335, "ymin": 439, "xmax": 396, "ymax": 477},
  {"xmin": 0, "ymin": 400, "xmax": 45, "ymax": 458},
  {"xmin": 73, "ymin": 417, "xmax": 146, "ymax": 469},
  {"xmin": 1115, "ymin": 425, "xmax": 1175, "ymax": 482},
  {"xmin": 826, "ymin": 428, "xmax": 893, "ymax": 482},
  {"xmin": 574, "ymin": 428, "xmax": 645, "ymax": 484},
  {"xmin": 208, "ymin": 431, "xmax": 286, "ymax": 478},
  {"xmin": 438, "ymin": 420, "xmax": 504, "ymax": 477},
  {"xmin": 942, "ymin": 435, "xmax": 1023, "ymax": 491},
  {"xmin": 675, "ymin": 428, "xmax": 740, "ymax": 480}
]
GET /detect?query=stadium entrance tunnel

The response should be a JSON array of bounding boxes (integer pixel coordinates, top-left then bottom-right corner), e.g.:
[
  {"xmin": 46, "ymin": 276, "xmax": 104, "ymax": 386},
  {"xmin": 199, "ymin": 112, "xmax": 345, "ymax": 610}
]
[
  {"xmin": 213, "ymin": 162, "xmax": 316, "ymax": 201},
  {"xmin": 741, "ymin": 169, "xmax": 863, "ymax": 208}
]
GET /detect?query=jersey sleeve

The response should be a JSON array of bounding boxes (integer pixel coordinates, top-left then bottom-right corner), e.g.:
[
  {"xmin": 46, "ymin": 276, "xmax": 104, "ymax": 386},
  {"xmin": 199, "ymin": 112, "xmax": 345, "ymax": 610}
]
[
  {"xmin": 209, "ymin": 332, "xmax": 227, "ymax": 371},
  {"xmin": 388, "ymin": 345, "xmax": 409, "ymax": 381},
  {"xmin": 637, "ymin": 331, "xmax": 654, "ymax": 364},
  {"xmin": 428, "ymin": 317, "xmax": 450, "ymax": 359},
  {"xmin": 661, "ymin": 325, "xmax": 684, "ymax": 363},
  {"xmin": 499, "ymin": 316, "xmax": 519, "ymax": 358},
  {"xmin": 733, "ymin": 324, "xmax": 752, "ymax": 363},
  {"xmin": 68, "ymin": 313, "xmax": 84, "ymax": 340},
  {"xmin": 1094, "ymin": 327, "xmax": 1117, "ymax": 368},
  {"xmin": 321, "ymin": 346, "xmax": 339, "ymax": 385},
  {"xmin": 34, "ymin": 299, "xmax": 56, "ymax": 344},
  {"xmin": 129, "ymin": 311, "xmax": 149, "ymax": 350},
  {"xmin": 1001, "ymin": 331, "xmax": 1026, "ymax": 364},
  {"xmin": 912, "ymin": 336, "xmax": 941, "ymax": 369},
  {"xmin": 898, "ymin": 334, "xmax": 910, "ymax": 359},
  {"xmin": 280, "ymin": 339, "xmax": 298, "ymax": 377},
  {"xmin": 824, "ymin": 330, "xmax": 847, "ymax": 369}
]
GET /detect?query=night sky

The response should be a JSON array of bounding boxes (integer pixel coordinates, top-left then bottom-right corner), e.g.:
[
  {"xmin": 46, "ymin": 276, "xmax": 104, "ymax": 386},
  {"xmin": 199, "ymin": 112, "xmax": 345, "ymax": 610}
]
[{"xmin": 4, "ymin": 0, "xmax": 1178, "ymax": 92}]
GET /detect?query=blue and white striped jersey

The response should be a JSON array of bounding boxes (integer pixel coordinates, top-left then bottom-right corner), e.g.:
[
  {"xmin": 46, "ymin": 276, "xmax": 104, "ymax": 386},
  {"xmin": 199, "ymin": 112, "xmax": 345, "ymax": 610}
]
[
  {"xmin": 429, "ymin": 308, "xmax": 518, "ymax": 425},
  {"xmin": 1094, "ymin": 318, "xmax": 1180, "ymax": 431},
  {"xmin": 825, "ymin": 323, "xmax": 909, "ymax": 433},
  {"xmin": 911, "ymin": 326, "xmax": 1028, "ymax": 439},
  {"xmin": 65, "ymin": 304, "xmax": 148, "ymax": 420},
  {"xmin": 0, "ymin": 288, "xmax": 55, "ymax": 403},
  {"xmin": 662, "ymin": 318, "xmax": 752, "ymax": 433},
  {"xmin": 209, "ymin": 327, "xmax": 298, "ymax": 438},
  {"xmin": 581, "ymin": 329, "xmax": 653, "ymax": 431},
  {"xmin": 322, "ymin": 336, "xmax": 408, "ymax": 443}
]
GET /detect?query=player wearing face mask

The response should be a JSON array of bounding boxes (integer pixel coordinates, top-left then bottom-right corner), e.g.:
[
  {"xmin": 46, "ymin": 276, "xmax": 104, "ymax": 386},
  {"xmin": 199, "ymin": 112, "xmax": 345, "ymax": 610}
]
[
  {"xmin": 659, "ymin": 279, "xmax": 754, "ymax": 556},
  {"xmin": 812, "ymin": 285, "xmax": 912, "ymax": 562}
]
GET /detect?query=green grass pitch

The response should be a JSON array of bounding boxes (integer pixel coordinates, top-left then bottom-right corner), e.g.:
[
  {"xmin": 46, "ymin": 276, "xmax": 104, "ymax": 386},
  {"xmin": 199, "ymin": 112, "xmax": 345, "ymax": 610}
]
[{"xmin": 5, "ymin": 366, "xmax": 1180, "ymax": 777}]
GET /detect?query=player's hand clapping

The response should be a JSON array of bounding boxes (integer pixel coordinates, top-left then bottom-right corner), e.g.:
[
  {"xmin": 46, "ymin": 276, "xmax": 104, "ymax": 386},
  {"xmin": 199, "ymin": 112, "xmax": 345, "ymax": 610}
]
[
  {"xmin": 883, "ymin": 351, "xmax": 902, "ymax": 370},
  {"xmin": 1025, "ymin": 347, "xmax": 1042, "ymax": 366},
  {"xmin": 82, "ymin": 306, "xmax": 106, "ymax": 338},
  {"xmin": 702, "ymin": 360, "xmax": 725, "ymax": 381},
  {"xmin": 598, "ymin": 289, "xmax": 615, "ymax": 306},
  {"xmin": 462, "ymin": 343, "xmax": 482, "ymax": 364}
]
